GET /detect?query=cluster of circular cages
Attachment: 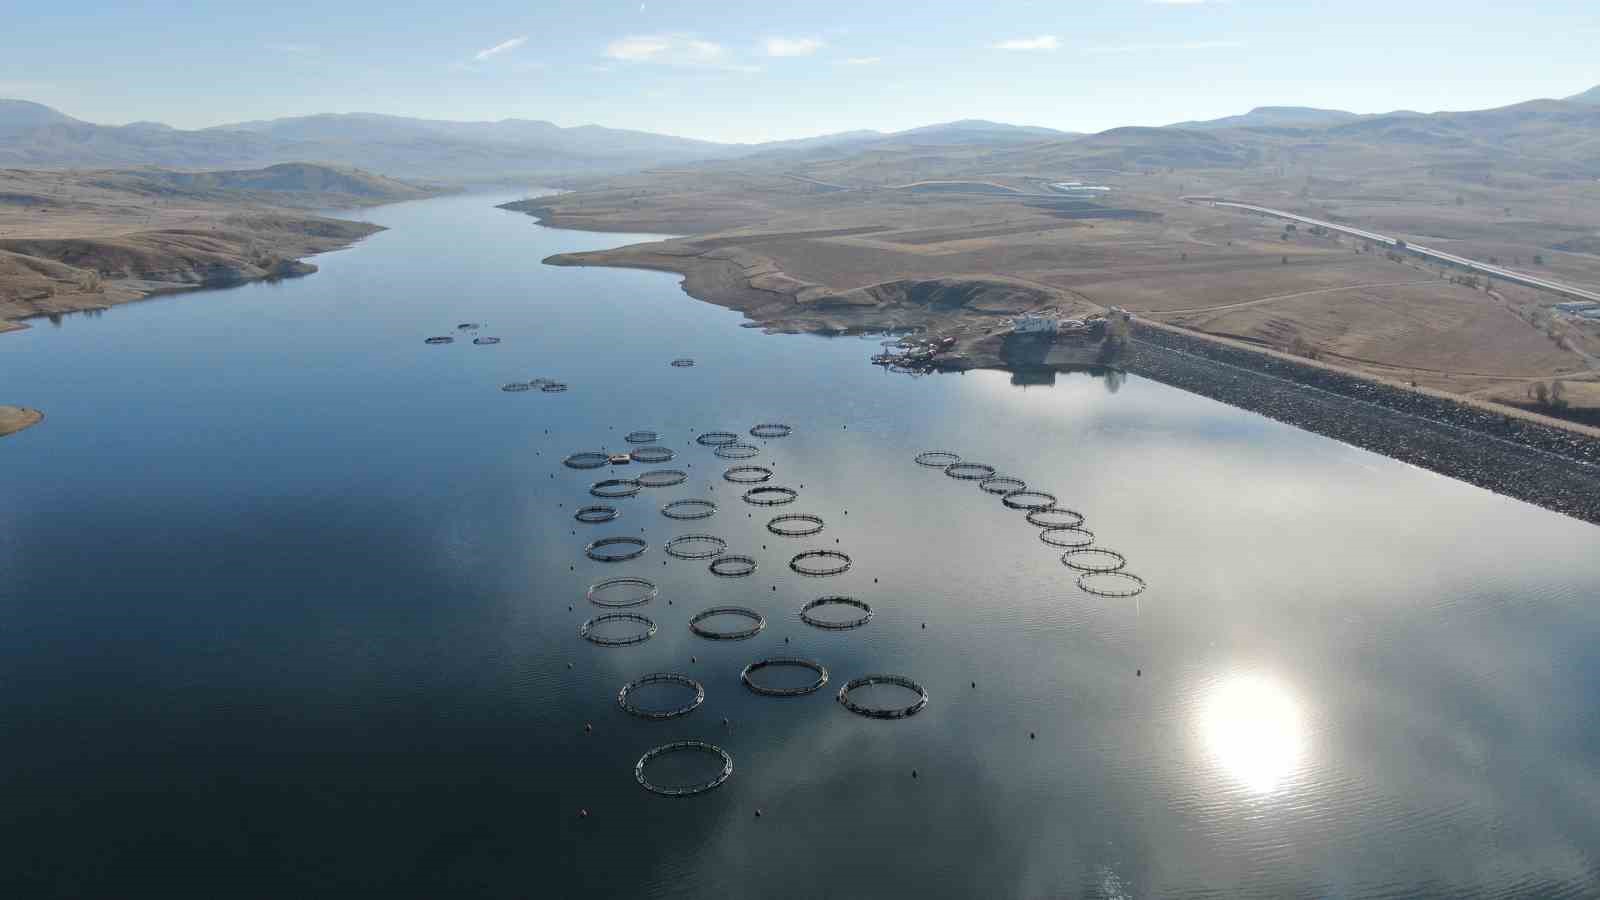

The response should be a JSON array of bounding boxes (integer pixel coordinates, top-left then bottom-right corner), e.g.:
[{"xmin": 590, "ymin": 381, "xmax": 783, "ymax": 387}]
[
  {"xmin": 916, "ymin": 450, "xmax": 1146, "ymax": 597},
  {"xmin": 501, "ymin": 378, "xmax": 567, "ymax": 393}
]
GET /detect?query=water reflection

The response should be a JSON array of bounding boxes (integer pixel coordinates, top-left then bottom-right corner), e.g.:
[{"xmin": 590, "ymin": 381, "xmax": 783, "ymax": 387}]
[{"xmin": 1198, "ymin": 670, "xmax": 1308, "ymax": 794}]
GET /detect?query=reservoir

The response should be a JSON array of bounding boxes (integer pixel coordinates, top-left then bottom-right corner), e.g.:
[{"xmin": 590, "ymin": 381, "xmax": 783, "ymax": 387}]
[{"xmin": 3, "ymin": 192, "xmax": 1598, "ymax": 897}]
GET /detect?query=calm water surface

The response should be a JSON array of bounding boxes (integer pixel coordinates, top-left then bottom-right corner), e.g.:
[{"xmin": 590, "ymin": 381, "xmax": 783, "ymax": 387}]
[{"xmin": 3, "ymin": 193, "xmax": 1599, "ymax": 898}]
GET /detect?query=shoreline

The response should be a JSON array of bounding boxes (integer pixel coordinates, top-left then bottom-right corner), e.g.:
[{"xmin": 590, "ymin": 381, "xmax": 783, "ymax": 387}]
[
  {"xmin": 0, "ymin": 405, "xmax": 44, "ymax": 437},
  {"xmin": 511, "ymin": 203, "xmax": 1600, "ymax": 526}
]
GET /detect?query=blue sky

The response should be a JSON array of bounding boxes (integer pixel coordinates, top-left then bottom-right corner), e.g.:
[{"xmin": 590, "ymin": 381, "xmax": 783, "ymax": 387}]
[{"xmin": 3, "ymin": 0, "xmax": 1597, "ymax": 141}]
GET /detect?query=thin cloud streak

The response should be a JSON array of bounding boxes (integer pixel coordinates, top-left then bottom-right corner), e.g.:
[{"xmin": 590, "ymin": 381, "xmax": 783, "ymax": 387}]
[
  {"xmin": 474, "ymin": 36, "xmax": 527, "ymax": 62},
  {"xmin": 993, "ymin": 35, "xmax": 1059, "ymax": 51},
  {"xmin": 764, "ymin": 37, "xmax": 823, "ymax": 57},
  {"xmin": 841, "ymin": 56, "xmax": 881, "ymax": 66}
]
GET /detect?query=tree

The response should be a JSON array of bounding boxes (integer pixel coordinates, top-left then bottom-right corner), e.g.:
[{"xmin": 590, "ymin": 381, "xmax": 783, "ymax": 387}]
[
  {"xmin": 1533, "ymin": 254, "xmax": 1545, "ymax": 265},
  {"xmin": 1281, "ymin": 255, "xmax": 1289, "ymax": 264}
]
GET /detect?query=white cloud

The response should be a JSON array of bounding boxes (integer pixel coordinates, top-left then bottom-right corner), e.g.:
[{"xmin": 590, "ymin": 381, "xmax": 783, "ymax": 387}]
[
  {"xmin": 1087, "ymin": 39, "xmax": 1244, "ymax": 53},
  {"xmin": 841, "ymin": 56, "xmax": 881, "ymax": 66},
  {"xmin": 474, "ymin": 36, "xmax": 527, "ymax": 62},
  {"xmin": 764, "ymin": 37, "xmax": 823, "ymax": 57},
  {"xmin": 992, "ymin": 35, "xmax": 1059, "ymax": 51},
  {"xmin": 606, "ymin": 34, "xmax": 726, "ymax": 64}
]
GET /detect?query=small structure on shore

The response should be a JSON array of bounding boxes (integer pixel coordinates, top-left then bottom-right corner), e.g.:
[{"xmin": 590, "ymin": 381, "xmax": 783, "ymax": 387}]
[{"xmin": 1012, "ymin": 314, "xmax": 1058, "ymax": 335}]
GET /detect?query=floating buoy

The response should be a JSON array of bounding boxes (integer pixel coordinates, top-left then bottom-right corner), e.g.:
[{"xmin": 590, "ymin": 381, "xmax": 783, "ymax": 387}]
[
  {"xmin": 580, "ymin": 808, "xmax": 588, "ymax": 818},
  {"xmin": 584, "ymin": 723, "xmax": 592, "ymax": 733},
  {"xmin": 1137, "ymin": 669, "xmax": 1142, "ymax": 677},
  {"xmin": 691, "ymin": 656, "xmax": 698, "ymax": 663},
  {"xmin": 1030, "ymin": 732, "xmax": 1036, "ymax": 740},
  {"xmin": 911, "ymin": 769, "xmax": 918, "ymax": 778},
  {"xmin": 971, "ymin": 681, "xmax": 976, "ymax": 688},
  {"xmin": 755, "ymin": 809, "xmax": 763, "ymax": 818}
]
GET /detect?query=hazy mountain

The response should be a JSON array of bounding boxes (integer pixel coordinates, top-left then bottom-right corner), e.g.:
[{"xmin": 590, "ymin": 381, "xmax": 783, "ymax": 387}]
[
  {"xmin": 1567, "ymin": 84, "xmax": 1600, "ymax": 105},
  {"xmin": 1168, "ymin": 106, "xmax": 1366, "ymax": 130},
  {"xmin": 81, "ymin": 162, "xmax": 437, "ymax": 206},
  {"xmin": 0, "ymin": 99, "xmax": 87, "ymax": 132}
]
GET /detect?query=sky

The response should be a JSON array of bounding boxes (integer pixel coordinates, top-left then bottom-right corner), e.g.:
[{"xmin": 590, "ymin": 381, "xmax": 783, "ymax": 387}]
[{"xmin": 3, "ymin": 0, "xmax": 1597, "ymax": 142}]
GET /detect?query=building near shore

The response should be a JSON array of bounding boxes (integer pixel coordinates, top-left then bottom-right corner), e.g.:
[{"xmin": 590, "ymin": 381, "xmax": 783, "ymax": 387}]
[{"xmin": 1012, "ymin": 314, "xmax": 1059, "ymax": 334}]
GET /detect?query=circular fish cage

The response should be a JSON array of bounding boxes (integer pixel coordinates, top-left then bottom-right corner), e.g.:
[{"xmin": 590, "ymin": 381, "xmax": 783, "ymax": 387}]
[
  {"xmin": 585, "ymin": 536, "xmax": 648, "ymax": 562},
  {"xmin": 424, "ymin": 336, "xmax": 455, "ymax": 345},
  {"xmin": 979, "ymin": 475, "xmax": 1026, "ymax": 495},
  {"xmin": 661, "ymin": 499, "xmax": 717, "ymax": 520},
  {"xmin": 563, "ymin": 452, "xmax": 610, "ymax": 470},
  {"xmin": 915, "ymin": 450, "xmax": 961, "ymax": 468},
  {"xmin": 723, "ymin": 465, "xmax": 773, "ymax": 484},
  {"xmin": 749, "ymin": 423, "xmax": 793, "ymax": 439},
  {"xmin": 742, "ymin": 486, "xmax": 797, "ymax": 507},
  {"xmin": 944, "ymin": 462, "xmax": 996, "ymax": 481},
  {"xmin": 689, "ymin": 606, "xmax": 766, "ymax": 639},
  {"xmin": 1061, "ymin": 547, "xmax": 1127, "ymax": 573},
  {"xmin": 1040, "ymin": 526, "xmax": 1095, "ymax": 548},
  {"xmin": 500, "ymin": 382, "xmax": 531, "ymax": 392},
  {"xmin": 630, "ymin": 446, "xmax": 675, "ymax": 464},
  {"xmin": 708, "ymin": 555, "xmax": 758, "ymax": 578},
  {"xmin": 625, "ymin": 430, "xmax": 659, "ymax": 444},
  {"xmin": 634, "ymin": 741, "xmax": 732, "ymax": 797},
  {"xmin": 713, "ymin": 443, "xmax": 761, "ymax": 460},
  {"xmin": 590, "ymin": 479, "xmax": 643, "ymax": 499},
  {"xmin": 1002, "ymin": 490, "xmax": 1057, "ymax": 511},
  {"xmin": 618, "ymin": 673, "xmax": 705, "ymax": 719},
  {"xmin": 836, "ymin": 675, "xmax": 929, "ymax": 719},
  {"xmin": 696, "ymin": 432, "xmax": 739, "ymax": 447},
  {"xmin": 637, "ymin": 469, "xmax": 688, "ymax": 488},
  {"xmin": 540, "ymin": 383, "xmax": 569, "ymax": 393},
  {"xmin": 1077, "ymin": 571, "xmax": 1147, "ymax": 598},
  {"xmin": 579, "ymin": 612, "xmax": 657, "ymax": 646},
  {"xmin": 741, "ymin": 658, "xmax": 830, "ymax": 697},
  {"xmin": 670, "ymin": 358, "xmax": 696, "ymax": 368},
  {"xmin": 472, "ymin": 336, "xmax": 501, "ymax": 345},
  {"xmin": 789, "ymin": 550, "xmax": 851, "ymax": 577},
  {"xmin": 766, "ymin": 513, "xmax": 824, "ymax": 537},
  {"xmin": 456, "ymin": 322, "xmax": 480, "ymax": 331},
  {"xmin": 1026, "ymin": 507, "xmax": 1085, "ymax": 529},
  {"xmin": 586, "ymin": 576, "xmax": 658, "ymax": 608},
  {"xmin": 799, "ymin": 596, "xmax": 873, "ymax": 630},
  {"xmin": 664, "ymin": 534, "xmax": 728, "ymax": 560},
  {"xmin": 575, "ymin": 505, "xmax": 619, "ymax": 524}
]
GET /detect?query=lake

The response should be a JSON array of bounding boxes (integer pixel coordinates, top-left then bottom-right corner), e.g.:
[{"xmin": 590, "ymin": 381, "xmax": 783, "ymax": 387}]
[{"xmin": 3, "ymin": 192, "xmax": 1598, "ymax": 898}]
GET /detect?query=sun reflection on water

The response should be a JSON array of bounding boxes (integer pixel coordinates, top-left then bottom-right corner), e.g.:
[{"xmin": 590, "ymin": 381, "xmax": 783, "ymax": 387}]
[{"xmin": 1198, "ymin": 670, "xmax": 1308, "ymax": 794}]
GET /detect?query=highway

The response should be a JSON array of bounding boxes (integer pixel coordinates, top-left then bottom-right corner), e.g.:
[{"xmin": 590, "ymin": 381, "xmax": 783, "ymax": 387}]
[{"xmin": 1183, "ymin": 197, "xmax": 1600, "ymax": 304}]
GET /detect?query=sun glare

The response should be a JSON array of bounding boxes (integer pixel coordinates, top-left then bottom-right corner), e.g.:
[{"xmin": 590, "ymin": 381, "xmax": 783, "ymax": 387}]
[{"xmin": 1198, "ymin": 671, "xmax": 1307, "ymax": 793}]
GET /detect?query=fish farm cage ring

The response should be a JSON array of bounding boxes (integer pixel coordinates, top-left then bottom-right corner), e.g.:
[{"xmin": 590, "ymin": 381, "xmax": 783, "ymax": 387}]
[
  {"xmin": 767, "ymin": 513, "xmax": 824, "ymax": 537},
  {"xmin": 564, "ymin": 452, "xmax": 610, "ymax": 470},
  {"xmin": 424, "ymin": 336, "xmax": 454, "ymax": 344},
  {"xmin": 630, "ymin": 446, "xmax": 676, "ymax": 464},
  {"xmin": 799, "ymin": 596, "xmax": 873, "ymax": 630},
  {"xmin": 529, "ymin": 377, "xmax": 557, "ymax": 386},
  {"xmin": 1026, "ymin": 507, "xmax": 1085, "ymax": 529},
  {"xmin": 689, "ymin": 606, "xmax": 766, "ymax": 639},
  {"xmin": 789, "ymin": 550, "xmax": 852, "ymax": 577},
  {"xmin": 743, "ymin": 486, "xmax": 798, "ymax": 507},
  {"xmin": 586, "ymin": 576, "xmax": 658, "ymax": 608},
  {"xmin": 579, "ymin": 612, "xmax": 657, "ymax": 646},
  {"xmin": 915, "ymin": 451, "xmax": 961, "ymax": 468},
  {"xmin": 1040, "ymin": 526, "xmax": 1096, "ymax": 549},
  {"xmin": 1077, "ymin": 571, "xmax": 1147, "ymax": 598},
  {"xmin": 723, "ymin": 465, "xmax": 773, "ymax": 484},
  {"xmin": 741, "ymin": 658, "xmax": 830, "ymax": 697},
  {"xmin": 837, "ymin": 675, "xmax": 929, "ymax": 720},
  {"xmin": 472, "ymin": 336, "xmax": 501, "ymax": 345},
  {"xmin": 575, "ymin": 505, "xmax": 620, "ymax": 524},
  {"xmin": 714, "ymin": 443, "xmax": 761, "ymax": 460},
  {"xmin": 618, "ymin": 673, "xmax": 705, "ymax": 719},
  {"xmin": 696, "ymin": 432, "xmax": 739, "ymax": 447},
  {"xmin": 637, "ymin": 469, "xmax": 688, "ymax": 488},
  {"xmin": 708, "ymin": 555, "xmax": 758, "ymax": 578},
  {"xmin": 501, "ymin": 382, "xmax": 531, "ymax": 392},
  {"xmin": 979, "ymin": 475, "xmax": 1026, "ymax": 495},
  {"xmin": 670, "ymin": 359, "xmax": 696, "ymax": 368},
  {"xmin": 590, "ymin": 479, "xmax": 643, "ymax": 499},
  {"xmin": 749, "ymin": 423, "xmax": 793, "ymax": 439},
  {"xmin": 1002, "ymin": 490, "xmax": 1058, "ymax": 511},
  {"xmin": 662, "ymin": 499, "xmax": 717, "ymax": 520},
  {"xmin": 625, "ymin": 430, "xmax": 659, "ymax": 444},
  {"xmin": 1061, "ymin": 547, "xmax": 1128, "ymax": 573},
  {"xmin": 635, "ymin": 741, "xmax": 732, "ymax": 797},
  {"xmin": 944, "ymin": 462, "xmax": 996, "ymax": 481},
  {"xmin": 665, "ymin": 534, "xmax": 728, "ymax": 560},
  {"xmin": 457, "ymin": 322, "xmax": 480, "ymax": 330},
  {"xmin": 540, "ymin": 383, "xmax": 569, "ymax": 393},
  {"xmin": 585, "ymin": 536, "xmax": 648, "ymax": 562}
]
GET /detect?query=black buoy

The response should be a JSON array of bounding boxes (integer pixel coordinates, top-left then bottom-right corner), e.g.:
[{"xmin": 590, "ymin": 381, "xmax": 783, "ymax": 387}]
[
  {"xmin": 580, "ymin": 808, "xmax": 588, "ymax": 818},
  {"xmin": 1137, "ymin": 669, "xmax": 1142, "ymax": 677},
  {"xmin": 567, "ymin": 663, "xmax": 573, "ymax": 669},
  {"xmin": 911, "ymin": 769, "xmax": 918, "ymax": 778},
  {"xmin": 971, "ymin": 681, "xmax": 976, "ymax": 688},
  {"xmin": 755, "ymin": 808, "xmax": 763, "ymax": 818},
  {"xmin": 1030, "ymin": 732, "xmax": 1036, "ymax": 740},
  {"xmin": 584, "ymin": 723, "xmax": 592, "ymax": 733},
  {"xmin": 692, "ymin": 656, "xmax": 698, "ymax": 663}
]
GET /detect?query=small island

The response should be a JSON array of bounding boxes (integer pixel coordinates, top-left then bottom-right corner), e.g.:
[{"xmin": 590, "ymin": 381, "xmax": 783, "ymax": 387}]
[{"xmin": 0, "ymin": 405, "xmax": 43, "ymax": 437}]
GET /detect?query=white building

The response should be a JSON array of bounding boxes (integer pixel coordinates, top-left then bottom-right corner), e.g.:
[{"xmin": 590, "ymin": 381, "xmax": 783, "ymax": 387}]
[{"xmin": 1012, "ymin": 314, "xmax": 1058, "ymax": 334}]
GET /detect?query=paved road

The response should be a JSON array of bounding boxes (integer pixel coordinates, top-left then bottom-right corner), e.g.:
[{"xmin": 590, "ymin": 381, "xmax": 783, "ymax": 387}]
[{"xmin": 1184, "ymin": 197, "xmax": 1600, "ymax": 304}]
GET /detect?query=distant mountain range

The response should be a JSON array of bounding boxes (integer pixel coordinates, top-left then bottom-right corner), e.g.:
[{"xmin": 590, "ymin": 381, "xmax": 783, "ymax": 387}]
[{"xmin": 1, "ymin": 86, "xmax": 1597, "ymax": 180}]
